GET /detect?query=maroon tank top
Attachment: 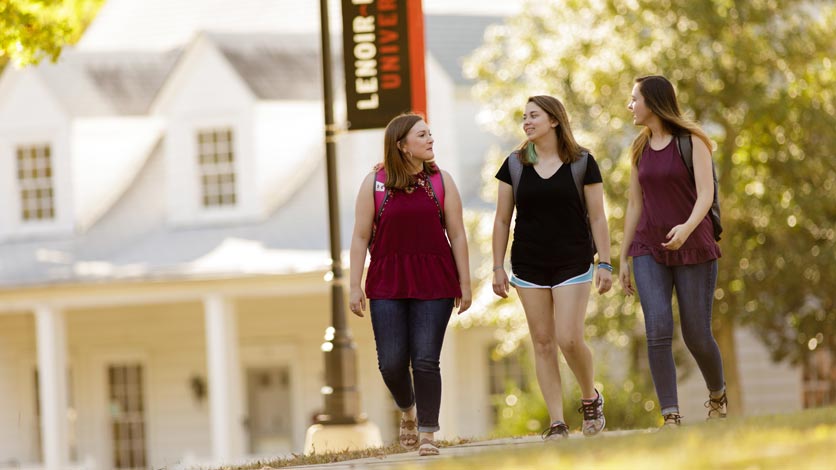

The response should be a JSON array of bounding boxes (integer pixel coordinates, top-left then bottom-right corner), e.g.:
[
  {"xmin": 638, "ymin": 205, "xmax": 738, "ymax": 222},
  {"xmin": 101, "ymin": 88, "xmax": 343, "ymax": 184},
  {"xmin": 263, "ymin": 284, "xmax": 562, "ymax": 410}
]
[
  {"xmin": 365, "ymin": 172, "xmax": 462, "ymax": 299},
  {"xmin": 628, "ymin": 138, "xmax": 721, "ymax": 266}
]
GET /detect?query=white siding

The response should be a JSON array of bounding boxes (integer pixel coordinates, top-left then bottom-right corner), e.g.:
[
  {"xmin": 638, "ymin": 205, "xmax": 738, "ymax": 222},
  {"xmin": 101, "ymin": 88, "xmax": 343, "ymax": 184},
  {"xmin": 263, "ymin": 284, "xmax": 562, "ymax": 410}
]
[
  {"xmin": 0, "ymin": 71, "xmax": 74, "ymax": 240},
  {"xmin": 68, "ymin": 303, "xmax": 208, "ymax": 470},
  {"xmin": 444, "ymin": 327, "xmax": 496, "ymax": 439},
  {"xmin": 252, "ymin": 102, "xmax": 323, "ymax": 213},
  {"xmin": 0, "ymin": 313, "xmax": 38, "ymax": 466},
  {"xmin": 156, "ymin": 36, "xmax": 260, "ymax": 227},
  {"xmin": 678, "ymin": 326, "xmax": 802, "ymax": 421}
]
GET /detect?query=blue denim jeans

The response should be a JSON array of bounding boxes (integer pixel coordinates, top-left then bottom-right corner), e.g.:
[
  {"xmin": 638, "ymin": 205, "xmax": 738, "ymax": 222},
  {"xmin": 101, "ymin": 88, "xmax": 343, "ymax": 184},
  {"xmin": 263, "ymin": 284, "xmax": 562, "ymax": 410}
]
[
  {"xmin": 369, "ymin": 298, "xmax": 454, "ymax": 432},
  {"xmin": 632, "ymin": 256, "xmax": 725, "ymax": 415}
]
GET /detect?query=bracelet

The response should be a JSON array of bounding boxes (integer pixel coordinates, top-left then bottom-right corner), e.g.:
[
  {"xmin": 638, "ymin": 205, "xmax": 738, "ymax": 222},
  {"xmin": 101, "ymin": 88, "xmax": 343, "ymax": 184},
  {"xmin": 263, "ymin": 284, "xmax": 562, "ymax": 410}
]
[
  {"xmin": 597, "ymin": 262, "xmax": 614, "ymax": 272},
  {"xmin": 492, "ymin": 265, "xmax": 505, "ymax": 272}
]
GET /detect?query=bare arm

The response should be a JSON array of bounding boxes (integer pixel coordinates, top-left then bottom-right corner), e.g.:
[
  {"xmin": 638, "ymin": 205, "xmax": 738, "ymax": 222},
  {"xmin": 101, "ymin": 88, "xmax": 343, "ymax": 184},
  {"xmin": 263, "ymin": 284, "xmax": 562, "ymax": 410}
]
[
  {"xmin": 348, "ymin": 173, "xmax": 376, "ymax": 317},
  {"xmin": 619, "ymin": 164, "xmax": 642, "ymax": 295},
  {"xmin": 584, "ymin": 182, "xmax": 612, "ymax": 294},
  {"xmin": 442, "ymin": 171, "xmax": 471, "ymax": 313},
  {"xmin": 663, "ymin": 137, "xmax": 714, "ymax": 250},
  {"xmin": 491, "ymin": 181, "xmax": 514, "ymax": 298}
]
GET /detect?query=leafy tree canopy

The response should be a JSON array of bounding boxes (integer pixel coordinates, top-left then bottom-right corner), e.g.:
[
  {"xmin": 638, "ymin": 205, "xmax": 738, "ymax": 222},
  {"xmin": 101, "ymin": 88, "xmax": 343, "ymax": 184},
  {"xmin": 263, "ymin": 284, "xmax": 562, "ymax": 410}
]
[{"xmin": 0, "ymin": 0, "xmax": 105, "ymax": 67}]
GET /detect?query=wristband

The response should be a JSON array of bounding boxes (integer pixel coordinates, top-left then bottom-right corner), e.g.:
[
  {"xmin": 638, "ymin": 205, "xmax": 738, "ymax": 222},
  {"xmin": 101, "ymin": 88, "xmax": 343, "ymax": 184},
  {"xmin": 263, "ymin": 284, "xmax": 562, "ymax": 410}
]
[
  {"xmin": 597, "ymin": 262, "xmax": 614, "ymax": 272},
  {"xmin": 492, "ymin": 265, "xmax": 505, "ymax": 272}
]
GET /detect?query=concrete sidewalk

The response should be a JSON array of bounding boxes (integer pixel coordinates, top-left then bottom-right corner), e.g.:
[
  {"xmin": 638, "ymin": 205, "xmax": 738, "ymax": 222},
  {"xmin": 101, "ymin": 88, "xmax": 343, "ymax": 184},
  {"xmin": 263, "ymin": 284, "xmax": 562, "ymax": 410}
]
[{"xmin": 277, "ymin": 431, "xmax": 637, "ymax": 469}]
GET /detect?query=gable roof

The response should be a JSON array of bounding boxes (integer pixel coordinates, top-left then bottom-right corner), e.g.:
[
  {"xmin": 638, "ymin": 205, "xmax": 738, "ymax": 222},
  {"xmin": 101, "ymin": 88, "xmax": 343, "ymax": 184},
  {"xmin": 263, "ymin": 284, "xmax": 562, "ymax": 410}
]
[
  {"xmin": 81, "ymin": 50, "xmax": 182, "ymax": 115},
  {"xmin": 25, "ymin": 49, "xmax": 180, "ymax": 117},
  {"xmin": 211, "ymin": 33, "xmax": 324, "ymax": 101},
  {"xmin": 78, "ymin": 0, "xmax": 323, "ymax": 52}
]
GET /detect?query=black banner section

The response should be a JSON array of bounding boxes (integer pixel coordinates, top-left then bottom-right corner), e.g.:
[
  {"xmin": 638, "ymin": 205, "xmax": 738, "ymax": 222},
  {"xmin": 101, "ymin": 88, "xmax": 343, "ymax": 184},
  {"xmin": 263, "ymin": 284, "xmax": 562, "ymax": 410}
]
[{"xmin": 341, "ymin": 0, "xmax": 425, "ymax": 130}]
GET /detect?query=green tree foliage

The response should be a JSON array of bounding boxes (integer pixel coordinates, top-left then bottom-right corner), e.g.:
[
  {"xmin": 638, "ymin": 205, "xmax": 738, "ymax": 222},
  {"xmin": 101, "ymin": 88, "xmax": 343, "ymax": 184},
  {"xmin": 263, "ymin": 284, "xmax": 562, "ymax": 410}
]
[
  {"xmin": 464, "ymin": 0, "xmax": 835, "ymax": 397},
  {"xmin": 0, "ymin": 0, "xmax": 105, "ymax": 67}
]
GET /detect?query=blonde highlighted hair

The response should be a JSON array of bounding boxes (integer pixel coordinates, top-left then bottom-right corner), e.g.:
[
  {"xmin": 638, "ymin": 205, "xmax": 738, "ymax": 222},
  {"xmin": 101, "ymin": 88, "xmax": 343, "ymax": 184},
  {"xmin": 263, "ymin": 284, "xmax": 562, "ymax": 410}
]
[
  {"xmin": 629, "ymin": 75, "xmax": 713, "ymax": 166},
  {"xmin": 382, "ymin": 113, "xmax": 438, "ymax": 190}
]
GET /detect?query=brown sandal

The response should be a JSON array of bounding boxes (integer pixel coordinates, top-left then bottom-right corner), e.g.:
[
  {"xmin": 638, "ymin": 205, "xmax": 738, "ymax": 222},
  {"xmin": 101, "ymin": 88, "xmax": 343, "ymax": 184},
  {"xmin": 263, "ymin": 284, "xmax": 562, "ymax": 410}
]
[
  {"xmin": 399, "ymin": 416, "xmax": 419, "ymax": 449},
  {"xmin": 418, "ymin": 438, "xmax": 439, "ymax": 456}
]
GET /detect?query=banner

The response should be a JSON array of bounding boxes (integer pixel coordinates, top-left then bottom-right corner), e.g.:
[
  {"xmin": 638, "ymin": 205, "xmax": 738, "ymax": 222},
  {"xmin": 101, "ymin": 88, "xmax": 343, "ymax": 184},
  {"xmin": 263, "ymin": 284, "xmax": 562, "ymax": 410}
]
[{"xmin": 341, "ymin": 0, "xmax": 427, "ymax": 130}]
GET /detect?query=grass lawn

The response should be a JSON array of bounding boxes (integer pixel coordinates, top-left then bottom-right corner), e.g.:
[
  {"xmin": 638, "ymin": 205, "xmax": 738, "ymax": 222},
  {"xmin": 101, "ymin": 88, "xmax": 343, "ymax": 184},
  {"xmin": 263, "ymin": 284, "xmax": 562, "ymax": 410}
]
[
  {"xmin": 426, "ymin": 407, "xmax": 836, "ymax": 470},
  {"xmin": 229, "ymin": 407, "xmax": 836, "ymax": 469}
]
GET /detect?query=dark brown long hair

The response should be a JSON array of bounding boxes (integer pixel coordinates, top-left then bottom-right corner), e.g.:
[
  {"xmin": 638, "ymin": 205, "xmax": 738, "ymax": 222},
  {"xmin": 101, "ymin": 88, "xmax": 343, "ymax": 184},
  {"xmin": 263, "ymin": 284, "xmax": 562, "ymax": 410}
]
[
  {"xmin": 383, "ymin": 113, "xmax": 438, "ymax": 189},
  {"xmin": 629, "ymin": 75, "xmax": 713, "ymax": 166},
  {"xmin": 517, "ymin": 95, "xmax": 588, "ymax": 166}
]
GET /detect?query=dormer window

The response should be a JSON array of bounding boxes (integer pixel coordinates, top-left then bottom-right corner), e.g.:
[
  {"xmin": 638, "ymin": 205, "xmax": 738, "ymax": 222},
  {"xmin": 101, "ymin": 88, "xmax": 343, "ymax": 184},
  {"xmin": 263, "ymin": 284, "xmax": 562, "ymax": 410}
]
[
  {"xmin": 16, "ymin": 143, "xmax": 55, "ymax": 222},
  {"xmin": 197, "ymin": 128, "xmax": 237, "ymax": 208}
]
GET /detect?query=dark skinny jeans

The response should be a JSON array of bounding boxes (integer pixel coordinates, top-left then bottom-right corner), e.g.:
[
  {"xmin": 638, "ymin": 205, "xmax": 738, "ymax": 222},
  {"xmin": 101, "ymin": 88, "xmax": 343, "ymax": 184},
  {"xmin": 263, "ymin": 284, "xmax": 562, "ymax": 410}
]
[{"xmin": 369, "ymin": 298, "xmax": 454, "ymax": 433}]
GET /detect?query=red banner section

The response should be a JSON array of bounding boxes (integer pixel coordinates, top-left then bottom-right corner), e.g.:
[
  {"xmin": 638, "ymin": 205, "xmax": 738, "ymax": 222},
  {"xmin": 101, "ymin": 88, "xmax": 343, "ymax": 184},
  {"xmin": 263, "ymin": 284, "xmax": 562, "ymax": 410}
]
[{"xmin": 341, "ymin": 0, "xmax": 427, "ymax": 130}]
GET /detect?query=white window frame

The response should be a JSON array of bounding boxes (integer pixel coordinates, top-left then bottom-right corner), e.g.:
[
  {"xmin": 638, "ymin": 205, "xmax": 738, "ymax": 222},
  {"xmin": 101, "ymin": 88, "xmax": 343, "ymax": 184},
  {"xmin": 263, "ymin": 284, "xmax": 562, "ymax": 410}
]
[
  {"xmin": 107, "ymin": 362, "xmax": 148, "ymax": 470},
  {"xmin": 196, "ymin": 127, "xmax": 238, "ymax": 208},
  {"xmin": 89, "ymin": 352, "xmax": 152, "ymax": 470},
  {"xmin": 0, "ymin": 128, "xmax": 74, "ymax": 240},
  {"xmin": 163, "ymin": 115, "xmax": 259, "ymax": 227},
  {"xmin": 16, "ymin": 143, "xmax": 56, "ymax": 222}
]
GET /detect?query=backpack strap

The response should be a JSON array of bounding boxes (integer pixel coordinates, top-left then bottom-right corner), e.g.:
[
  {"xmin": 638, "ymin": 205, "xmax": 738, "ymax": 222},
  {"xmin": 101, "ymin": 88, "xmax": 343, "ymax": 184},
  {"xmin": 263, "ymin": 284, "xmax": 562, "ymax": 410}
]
[
  {"xmin": 508, "ymin": 151, "xmax": 523, "ymax": 203},
  {"xmin": 570, "ymin": 151, "xmax": 596, "ymax": 255},
  {"xmin": 427, "ymin": 170, "xmax": 445, "ymax": 210},
  {"xmin": 426, "ymin": 169, "xmax": 446, "ymax": 226},
  {"xmin": 675, "ymin": 134, "xmax": 723, "ymax": 241},
  {"xmin": 675, "ymin": 134, "xmax": 694, "ymax": 176},
  {"xmin": 570, "ymin": 151, "xmax": 589, "ymax": 214},
  {"xmin": 373, "ymin": 168, "xmax": 389, "ymax": 222}
]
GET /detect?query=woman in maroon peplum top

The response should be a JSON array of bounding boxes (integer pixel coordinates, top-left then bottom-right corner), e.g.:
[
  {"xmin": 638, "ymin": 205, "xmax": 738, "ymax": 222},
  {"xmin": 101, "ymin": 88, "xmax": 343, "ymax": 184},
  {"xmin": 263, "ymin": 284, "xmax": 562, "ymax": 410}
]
[
  {"xmin": 348, "ymin": 113, "xmax": 471, "ymax": 456},
  {"xmin": 620, "ymin": 75, "xmax": 727, "ymax": 428}
]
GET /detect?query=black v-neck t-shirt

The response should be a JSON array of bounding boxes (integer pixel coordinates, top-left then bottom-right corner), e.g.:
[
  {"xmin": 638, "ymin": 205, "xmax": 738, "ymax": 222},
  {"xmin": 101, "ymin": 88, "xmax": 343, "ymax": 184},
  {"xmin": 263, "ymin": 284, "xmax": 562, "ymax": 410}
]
[{"xmin": 496, "ymin": 154, "xmax": 603, "ymax": 271}]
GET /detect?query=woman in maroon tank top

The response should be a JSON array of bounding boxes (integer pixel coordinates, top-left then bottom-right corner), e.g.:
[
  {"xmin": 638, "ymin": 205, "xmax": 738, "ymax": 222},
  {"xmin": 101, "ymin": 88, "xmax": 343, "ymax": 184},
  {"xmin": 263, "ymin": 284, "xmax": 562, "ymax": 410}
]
[
  {"xmin": 620, "ymin": 75, "xmax": 727, "ymax": 428},
  {"xmin": 348, "ymin": 114, "xmax": 471, "ymax": 456}
]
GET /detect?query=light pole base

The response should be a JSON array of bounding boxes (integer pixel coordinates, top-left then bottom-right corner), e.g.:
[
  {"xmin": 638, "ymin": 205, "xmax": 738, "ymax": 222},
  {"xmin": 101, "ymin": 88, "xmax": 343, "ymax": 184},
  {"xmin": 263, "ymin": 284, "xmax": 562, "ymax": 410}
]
[{"xmin": 303, "ymin": 421, "xmax": 383, "ymax": 455}]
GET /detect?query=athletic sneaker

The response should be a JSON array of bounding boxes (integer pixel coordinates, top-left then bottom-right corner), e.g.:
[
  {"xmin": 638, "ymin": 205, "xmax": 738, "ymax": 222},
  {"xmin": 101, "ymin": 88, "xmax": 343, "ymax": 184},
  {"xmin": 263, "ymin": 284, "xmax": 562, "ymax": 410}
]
[
  {"xmin": 705, "ymin": 391, "xmax": 728, "ymax": 420},
  {"xmin": 541, "ymin": 421, "xmax": 570, "ymax": 440},
  {"xmin": 661, "ymin": 412, "xmax": 682, "ymax": 429},
  {"xmin": 578, "ymin": 389, "xmax": 606, "ymax": 436}
]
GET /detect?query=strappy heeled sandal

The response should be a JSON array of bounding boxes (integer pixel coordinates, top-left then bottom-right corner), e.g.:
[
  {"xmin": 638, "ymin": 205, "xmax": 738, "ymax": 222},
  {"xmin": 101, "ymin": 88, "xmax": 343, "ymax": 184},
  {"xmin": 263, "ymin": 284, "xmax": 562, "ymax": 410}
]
[
  {"xmin": 418, "ymin": 437, "xmax": 439, "ymax": 456},
  {"xmin": 399, "ymin": 416, "xmax": 419, "ymax": 450}
]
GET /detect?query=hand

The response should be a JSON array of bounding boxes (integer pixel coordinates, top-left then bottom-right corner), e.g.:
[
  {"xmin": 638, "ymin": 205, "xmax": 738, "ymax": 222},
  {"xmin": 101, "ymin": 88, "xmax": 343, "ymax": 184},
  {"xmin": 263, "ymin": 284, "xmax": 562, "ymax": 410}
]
[
  {"xmin": 619, "ymin": 259, "xmax": 635, "ymax": 296},
  {"xmin": 662, "ymin": 223, "xmax": 692, "ymax": 251},
  {"xmin": 595, "ymin": 267, "xmax": 613, "ymax": 294},
  {"xmin": 492, "ymin": 268, "xmax": 510, "ymax": 298},
  {"xmin": 455, "ymin": 284, "xmax": 472, "ymax": 314},
  {"xmin": 349, "ymin": 287, "xmax": 366, "ymax": 317}
]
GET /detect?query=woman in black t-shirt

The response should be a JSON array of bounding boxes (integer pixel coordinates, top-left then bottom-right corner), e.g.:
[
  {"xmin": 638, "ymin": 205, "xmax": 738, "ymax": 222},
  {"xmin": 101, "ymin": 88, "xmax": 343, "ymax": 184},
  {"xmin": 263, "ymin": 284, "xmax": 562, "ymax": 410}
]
[{"xmin": 492, "ymin": 95, "xmax": 613, "ymax": 439}]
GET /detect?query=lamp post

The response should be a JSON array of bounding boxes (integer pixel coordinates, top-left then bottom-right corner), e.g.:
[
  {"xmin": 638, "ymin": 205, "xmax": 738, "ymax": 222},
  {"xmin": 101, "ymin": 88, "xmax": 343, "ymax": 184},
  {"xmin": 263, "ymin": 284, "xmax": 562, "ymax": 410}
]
[{"xmin": 315, "ymin": 0, "xmax": 361, "ymax": 426}]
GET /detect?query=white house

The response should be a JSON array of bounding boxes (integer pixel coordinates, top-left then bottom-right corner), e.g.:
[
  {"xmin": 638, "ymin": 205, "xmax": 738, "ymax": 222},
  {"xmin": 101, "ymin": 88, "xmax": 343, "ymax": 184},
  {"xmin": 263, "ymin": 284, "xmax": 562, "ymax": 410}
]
[{"xmin": 0, "ymin": 1, "xmax": 806, "ymax": 469}]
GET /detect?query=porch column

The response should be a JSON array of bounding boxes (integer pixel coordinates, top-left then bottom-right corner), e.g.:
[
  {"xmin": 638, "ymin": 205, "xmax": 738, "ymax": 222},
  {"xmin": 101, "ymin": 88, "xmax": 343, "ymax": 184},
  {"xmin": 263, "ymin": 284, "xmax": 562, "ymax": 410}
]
[
  {"xmin": 35, "ymin": 305, "xmax": 69, "ymax": 470},
  {"xmin": 203, "ymin": 294, "xmax": 245, "ymax": 462},
  {"xmin": 439, "ymin": 325, "xmax": 460, "ymax": 439}
]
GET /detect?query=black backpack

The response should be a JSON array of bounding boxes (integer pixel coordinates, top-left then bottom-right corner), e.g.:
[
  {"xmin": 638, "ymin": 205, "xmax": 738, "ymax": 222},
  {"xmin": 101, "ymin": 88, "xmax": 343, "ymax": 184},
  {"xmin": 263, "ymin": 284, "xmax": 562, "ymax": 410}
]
[
  {"xmin": 507, "ymin": 151, "xmax": 597, "ymax": 254},
  {"xmin": 673, "ymin": 135, "xmax": 723, "ymax": 241}
]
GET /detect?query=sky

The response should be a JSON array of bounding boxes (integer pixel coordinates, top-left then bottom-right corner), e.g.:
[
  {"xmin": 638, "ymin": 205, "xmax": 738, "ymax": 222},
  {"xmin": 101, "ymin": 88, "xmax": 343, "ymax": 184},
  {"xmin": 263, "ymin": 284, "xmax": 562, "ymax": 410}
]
[
  {"xmin": 79, "ymin": 0, "xmax": 523, "ymax": 51},
  {"xmin": 423, "ymin": 0, "xmax": 523, "ymax": 16}
]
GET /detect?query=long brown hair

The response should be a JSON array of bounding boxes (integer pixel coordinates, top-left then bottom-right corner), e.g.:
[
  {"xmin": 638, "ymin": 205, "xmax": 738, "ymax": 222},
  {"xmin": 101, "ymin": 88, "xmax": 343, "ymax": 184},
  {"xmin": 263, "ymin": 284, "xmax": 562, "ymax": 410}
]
[
  {"xmin": 629, "ymin": 75, "xmax": 713, "ymax": 166},
  {"xmin": 383, "ymin": 113, "xmax": 438, "ymax": 190},
  {"xmin": 517, "ymin": 95, "xmax": 588, "ymax": 166}
]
